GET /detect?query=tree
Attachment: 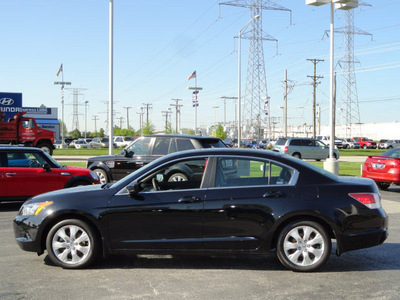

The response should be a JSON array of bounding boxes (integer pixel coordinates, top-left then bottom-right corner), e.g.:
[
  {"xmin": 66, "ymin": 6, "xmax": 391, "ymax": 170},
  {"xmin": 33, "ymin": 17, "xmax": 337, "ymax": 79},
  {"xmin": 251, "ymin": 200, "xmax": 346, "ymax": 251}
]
[
  {"xmin": 58, "ymin": 119, "xmax": 68, "ymax": 137},
  {"xmin": 164, "ymin": 122, "xmax": 173, "ymax": 134},
  {"xmin": 99, "ymin": 128, "xmax": 105, "ymax": 137},
  {"xmin": 142, "ymin": 122, "xmax": 155, "ymax": 135},
  {"xmin": 215, "ymin": 124, "xmax": 227, "ymax": 140},
  {"xmin": 186, "ymin": 129, "xmax": 195, "ymax": 135},
  {"xmin": 70, "ymin": 129, "xmax": 81, "ymax": 139}
]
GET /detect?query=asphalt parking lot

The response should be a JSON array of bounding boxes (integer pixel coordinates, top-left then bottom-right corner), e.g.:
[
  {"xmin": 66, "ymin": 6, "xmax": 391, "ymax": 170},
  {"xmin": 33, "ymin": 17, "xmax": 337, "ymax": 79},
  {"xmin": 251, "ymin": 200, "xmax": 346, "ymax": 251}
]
[{"xmin": 1, "ymin": 188, "xmax": 399, "ymax": 300}]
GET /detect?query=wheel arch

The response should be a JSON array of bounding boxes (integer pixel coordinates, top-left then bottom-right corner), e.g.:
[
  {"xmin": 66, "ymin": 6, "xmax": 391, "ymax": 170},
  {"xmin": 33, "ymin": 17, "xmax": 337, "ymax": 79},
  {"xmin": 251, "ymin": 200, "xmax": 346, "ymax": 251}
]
[
  {"xmin": 39, "ymin": 212, "xmax": 104, "ymax": 257},
  {"xmin": 64, "ymin": 175, "xmax": 95, "ymax": 188},
  {"xmin": 89, "ymin": 163, "xmax": 113, "ymax": 182},
  {"xmin": 270, "ymin": 214, "xmax": 336, "ymax": 252}
]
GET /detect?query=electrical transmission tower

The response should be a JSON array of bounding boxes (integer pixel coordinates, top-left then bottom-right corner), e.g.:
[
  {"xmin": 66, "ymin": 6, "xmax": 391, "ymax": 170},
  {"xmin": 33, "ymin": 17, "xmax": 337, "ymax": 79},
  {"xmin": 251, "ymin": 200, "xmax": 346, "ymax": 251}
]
[
  {"xmin": 334, "ymin": 5, "xmax": 372, "ymax": 137},
  {"xmin": 66, "ymin": 88, "xmax": 86, "ymax": 132},
  {"xmin": 220, "ymin": 0, "xmax": 291, "ymax": 138}
]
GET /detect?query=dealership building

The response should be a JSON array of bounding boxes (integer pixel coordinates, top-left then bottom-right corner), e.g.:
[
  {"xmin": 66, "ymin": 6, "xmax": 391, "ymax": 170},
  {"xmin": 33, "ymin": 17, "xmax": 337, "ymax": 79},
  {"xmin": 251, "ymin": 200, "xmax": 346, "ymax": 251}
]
[{"xmin": 0, "ymin": 92, "xmax": 60, "ymax": 140}]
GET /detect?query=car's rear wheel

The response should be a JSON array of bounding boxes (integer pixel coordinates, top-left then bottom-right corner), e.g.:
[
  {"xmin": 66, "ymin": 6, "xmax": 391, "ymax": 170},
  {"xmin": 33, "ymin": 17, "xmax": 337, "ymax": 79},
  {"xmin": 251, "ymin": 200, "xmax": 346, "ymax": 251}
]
[
  {"xmin": 46, "ymin": 219, "xmax": 99, "ymax": 269},
  {"xmin": 94, "ymin": 168, "xmax": 108, "ymax": 184},
  {"xmin": 277, "ymin": 220, "xmax": 331, "ymax": 272},
  {"xmin": 292, "ymin": 153, "xmax": 301, "ymax": 159},
  {"xmin": 377, "ymin": 182, "xmax": 390, "ymax": 190}
]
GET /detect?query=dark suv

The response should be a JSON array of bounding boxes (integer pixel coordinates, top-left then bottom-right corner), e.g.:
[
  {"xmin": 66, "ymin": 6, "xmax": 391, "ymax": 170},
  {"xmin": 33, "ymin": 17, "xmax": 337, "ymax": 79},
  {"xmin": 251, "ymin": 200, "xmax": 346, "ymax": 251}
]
[{"xmin": 86, "ymin": 134, "xmax": 227, "ymax": 183}]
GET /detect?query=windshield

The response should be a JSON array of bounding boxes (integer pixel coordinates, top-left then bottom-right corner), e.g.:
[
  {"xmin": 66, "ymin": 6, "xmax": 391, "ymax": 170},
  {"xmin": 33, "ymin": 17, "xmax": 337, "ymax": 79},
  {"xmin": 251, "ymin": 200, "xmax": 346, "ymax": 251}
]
[{"xmin": 381, "ymin": 148, "xmax": 400, "ymax": 158}]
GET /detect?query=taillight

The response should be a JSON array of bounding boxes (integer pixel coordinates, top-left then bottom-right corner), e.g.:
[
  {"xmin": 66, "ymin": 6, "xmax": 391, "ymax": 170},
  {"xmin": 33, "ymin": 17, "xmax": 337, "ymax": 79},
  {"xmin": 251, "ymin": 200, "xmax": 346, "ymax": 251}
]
[
  {"xmin": 284, "ymin": 146, "xmax": 288, "ymax": 153},
  {"xmin": 349, "ymin": 193, "xmax": 381, "ymax": 209}
]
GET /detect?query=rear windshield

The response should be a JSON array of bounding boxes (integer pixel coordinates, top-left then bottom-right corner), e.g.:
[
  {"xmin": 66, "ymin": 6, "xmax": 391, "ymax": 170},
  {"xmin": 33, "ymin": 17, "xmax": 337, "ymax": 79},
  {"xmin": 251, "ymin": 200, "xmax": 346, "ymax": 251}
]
[
  {"xmin": 199, "ymin": 139, "xmax": 227, "ymax": 148},
  {"xmin": 275, "ymin": 138, "xmax": 287, "ymax": 146}
]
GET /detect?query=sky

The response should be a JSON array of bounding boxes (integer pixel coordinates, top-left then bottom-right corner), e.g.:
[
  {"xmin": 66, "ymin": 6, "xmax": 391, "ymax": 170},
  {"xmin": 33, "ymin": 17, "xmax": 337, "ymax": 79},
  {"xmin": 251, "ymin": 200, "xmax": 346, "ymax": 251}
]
[{"xmin": 0, "ymin": 0, "xmax": 399, "ymax": 134}]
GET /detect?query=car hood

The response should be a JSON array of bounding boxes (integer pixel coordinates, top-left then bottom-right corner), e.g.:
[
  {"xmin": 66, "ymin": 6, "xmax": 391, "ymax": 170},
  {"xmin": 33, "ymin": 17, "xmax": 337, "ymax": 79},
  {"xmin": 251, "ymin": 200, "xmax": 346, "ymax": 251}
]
[
  {"xmin": 26, "ymin": 183, "xmax": 112, "ymax": 203},
  {"xmin": 87, "ymin": 154, "xmax": 119, "ymax": 162}
]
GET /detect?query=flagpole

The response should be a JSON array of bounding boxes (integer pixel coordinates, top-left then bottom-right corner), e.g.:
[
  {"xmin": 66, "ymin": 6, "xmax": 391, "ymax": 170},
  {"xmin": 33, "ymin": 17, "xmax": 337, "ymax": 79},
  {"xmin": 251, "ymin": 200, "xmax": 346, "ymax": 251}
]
[
  {"xmin": 195, "ymin": 76, "xmax": 197, "ymax": 134},
  {"xmin": 54, "ymin": 64, "xmax": 71, "ymax": 148}
]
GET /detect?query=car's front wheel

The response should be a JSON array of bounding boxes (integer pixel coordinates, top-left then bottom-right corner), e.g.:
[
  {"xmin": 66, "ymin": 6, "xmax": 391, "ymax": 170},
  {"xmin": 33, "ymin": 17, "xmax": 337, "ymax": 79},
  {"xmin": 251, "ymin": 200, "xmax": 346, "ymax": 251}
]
[
  {"xmin": 93, "ymin": 168, "xmax": 108, "ymax": 184},
  {"xmin": 46, "ymin": 219, "xmax": 99, "ymax": 269},
  {"xmin": 277, "ymin": 220, "xmax": 331, "ymax": 272}
]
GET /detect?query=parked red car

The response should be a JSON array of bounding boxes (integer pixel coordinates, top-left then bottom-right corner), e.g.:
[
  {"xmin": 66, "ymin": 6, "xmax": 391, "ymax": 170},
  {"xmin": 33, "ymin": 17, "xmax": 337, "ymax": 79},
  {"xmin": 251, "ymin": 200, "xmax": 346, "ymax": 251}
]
[
  {"xmin": 362, "ymin": 147, "xmax": 400, "ymax": 190},
  {"xmin": 0, "ymin": 147, "xmax": 100, "ymax": 202}
]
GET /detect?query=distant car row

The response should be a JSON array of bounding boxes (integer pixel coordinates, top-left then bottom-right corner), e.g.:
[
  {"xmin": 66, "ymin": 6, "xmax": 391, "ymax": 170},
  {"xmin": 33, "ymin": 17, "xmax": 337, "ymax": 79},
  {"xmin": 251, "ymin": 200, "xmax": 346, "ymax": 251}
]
[{"xmin": 54, "ymin": 136, "xmax": 137, "ymax": 149}]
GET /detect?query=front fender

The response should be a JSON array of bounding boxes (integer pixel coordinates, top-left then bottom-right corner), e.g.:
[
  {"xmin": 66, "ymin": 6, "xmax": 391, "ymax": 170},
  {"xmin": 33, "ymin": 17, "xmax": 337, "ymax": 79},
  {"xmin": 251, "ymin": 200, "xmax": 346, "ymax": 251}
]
[{"xmin": 64, "ymin": 175, "xmax": 96, "ymax": 188}]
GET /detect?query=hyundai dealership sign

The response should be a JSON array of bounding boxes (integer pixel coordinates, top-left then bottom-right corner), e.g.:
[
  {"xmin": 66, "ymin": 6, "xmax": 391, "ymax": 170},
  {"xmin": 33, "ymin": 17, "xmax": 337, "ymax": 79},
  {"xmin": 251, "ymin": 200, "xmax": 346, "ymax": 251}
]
[{"xmin": 0, "ymin": 92, "xmax": 23, "ymax": 122}]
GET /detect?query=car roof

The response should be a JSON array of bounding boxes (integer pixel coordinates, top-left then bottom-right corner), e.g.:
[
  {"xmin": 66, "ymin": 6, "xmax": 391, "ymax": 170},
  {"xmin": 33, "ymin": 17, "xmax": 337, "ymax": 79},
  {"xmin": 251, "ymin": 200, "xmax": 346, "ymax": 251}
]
[
  {"xmin": 0, "ymin": 146, "xmax": 42, "ymax": 152},
  {"xmin": 141, "ymin": 134, "xmax": 221, "ymax": 140}
]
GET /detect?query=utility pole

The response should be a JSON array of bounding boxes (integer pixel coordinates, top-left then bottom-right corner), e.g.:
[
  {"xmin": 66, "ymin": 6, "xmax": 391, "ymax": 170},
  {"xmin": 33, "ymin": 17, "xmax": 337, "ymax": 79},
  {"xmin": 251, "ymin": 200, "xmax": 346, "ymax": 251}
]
[
  {"xmin": 161, "ymin": 111, "xmax": 171, "ymax": 130},
  {"xmin": 123, "ymin": 106, "xmax": 132, "ymax": 129},
  {"xmin": 137, "ymin": 107, "xmax": 144, "ymax": 136},
  {"xmin": 142, "ymin": 103, "xmax": 152, "ymax": 125},
  {"xmin": 283, "ymin": 70, "xmax": 288, "ymax": 137},
  {"xmin": 170, "ymin": 99, "xmax": 183, "ymax": 133},
  {"xmin": 220, "ymin": 96, "xmax": 238, "ymax": 127},
  {"xmin": 92, "ymin": 115, "xmax": 99, "ymax": 133},
  {"xmin": 117, "ymin": 116, "xmax": 124, "ymax": 128},
  {"xmin": 307, "ymin": 58, "xmax": 324, "ymax": 139}
]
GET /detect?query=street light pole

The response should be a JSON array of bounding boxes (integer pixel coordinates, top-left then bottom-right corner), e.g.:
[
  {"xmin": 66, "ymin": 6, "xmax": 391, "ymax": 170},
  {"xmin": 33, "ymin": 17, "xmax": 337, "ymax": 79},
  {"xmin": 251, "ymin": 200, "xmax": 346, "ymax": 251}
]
[
  {"xmin": 108, "ymin": 0, "xmax": 114, "ymax": 155},
  {"xmin": 238, "ymin": 15, "xmax": 260, "ymax": 148},
  {"xmin": 306, "ymin": 0, "xmax": 359, "ymax": 174},
  {"xmin": 84, "ymin": 101, "xmax": 89, "ymax": 138}
]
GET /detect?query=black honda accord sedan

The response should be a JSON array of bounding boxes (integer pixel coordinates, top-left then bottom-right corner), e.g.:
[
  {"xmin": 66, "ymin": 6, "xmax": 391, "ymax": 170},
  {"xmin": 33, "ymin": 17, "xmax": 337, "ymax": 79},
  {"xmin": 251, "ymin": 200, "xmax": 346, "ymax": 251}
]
[{"xmin": 14, "ymin": 148, "xmax": 388, "ymax": 272}]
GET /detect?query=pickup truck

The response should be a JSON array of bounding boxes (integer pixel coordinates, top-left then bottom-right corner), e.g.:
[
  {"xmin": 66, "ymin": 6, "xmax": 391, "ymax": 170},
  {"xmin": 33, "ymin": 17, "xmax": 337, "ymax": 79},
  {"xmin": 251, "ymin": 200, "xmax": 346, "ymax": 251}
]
[
  {"xmin": 0, "ymin": 112, "xmax": 55, "ymax": 155},
  {"xmin": 352, "ymin": 137, "xmax": 377, "ymax": 149}
]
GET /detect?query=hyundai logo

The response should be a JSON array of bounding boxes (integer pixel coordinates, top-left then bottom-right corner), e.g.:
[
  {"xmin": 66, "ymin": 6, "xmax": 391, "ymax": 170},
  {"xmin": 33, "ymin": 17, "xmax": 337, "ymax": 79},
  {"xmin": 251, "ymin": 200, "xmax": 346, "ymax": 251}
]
[{"xmin": 0, "ymin": 98, "xmax": 14, "ymax": 106}]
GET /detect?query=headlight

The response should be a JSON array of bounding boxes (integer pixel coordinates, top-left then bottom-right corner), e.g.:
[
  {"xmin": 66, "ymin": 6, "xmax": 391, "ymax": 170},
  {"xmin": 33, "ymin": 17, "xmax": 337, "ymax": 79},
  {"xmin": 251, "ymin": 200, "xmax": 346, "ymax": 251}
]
[
  {"xmin": 90, "ymin": 171, "xmax": 99, "ymax": 181},
  {"xmin": 20, "ymin": 201, "xmax": 53, "ymax": 216}
]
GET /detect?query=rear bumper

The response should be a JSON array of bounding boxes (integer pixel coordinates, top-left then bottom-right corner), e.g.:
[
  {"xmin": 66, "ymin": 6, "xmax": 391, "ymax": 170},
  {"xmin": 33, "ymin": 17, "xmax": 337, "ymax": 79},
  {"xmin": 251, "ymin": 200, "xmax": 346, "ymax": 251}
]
[{"xmin": 336, "ymin": 211, "xmax": 388, "ymax": 256}]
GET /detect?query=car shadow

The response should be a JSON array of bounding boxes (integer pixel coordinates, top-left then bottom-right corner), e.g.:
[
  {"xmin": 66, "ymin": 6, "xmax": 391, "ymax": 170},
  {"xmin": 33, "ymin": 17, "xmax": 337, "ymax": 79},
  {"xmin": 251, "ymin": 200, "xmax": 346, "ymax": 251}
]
[{"xmin": 43, "ymin": 243, "xmax": 400, "ymax": 272}]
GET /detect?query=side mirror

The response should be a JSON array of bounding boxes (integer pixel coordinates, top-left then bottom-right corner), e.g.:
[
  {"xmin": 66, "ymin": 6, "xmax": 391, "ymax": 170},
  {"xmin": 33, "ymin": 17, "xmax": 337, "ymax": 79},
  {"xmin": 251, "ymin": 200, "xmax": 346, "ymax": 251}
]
[
  {"xmin": 42, "ymin": 163, "xmax": 51, "ymax": 172},
  {"xmin": 127, "ymin": 183, "xmax": 144, "ymax": 200},
  {"xmin": 122, "ymin": 149, "xmax": 134, "ymax": 158}
]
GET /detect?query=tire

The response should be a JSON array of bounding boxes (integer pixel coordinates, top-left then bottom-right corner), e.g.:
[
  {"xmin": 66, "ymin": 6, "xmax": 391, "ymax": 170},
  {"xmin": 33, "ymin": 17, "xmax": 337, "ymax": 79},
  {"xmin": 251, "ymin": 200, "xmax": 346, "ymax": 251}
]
[
  {"xmin": 333, "ymin": 153, "xmax": 337, "ymax": 159},
  {"xmin": 277, "ymin": 220, "xmax": 331, "ymax": 272},
  {"xmin": 168, "ymin": 172, "xmax": 188, "ymax": 182},
  {"xmin": 46, "ymin": 219, "xmax": 99, "ymax": 269},
  {"xmin": 363, "ymin": 145, "xmax": 368, "ymax": 149},
  {"xmin": 93, "ymin": 168, "xmax": 108, "ymax": 184},
  {"xmin": 377, "ymin": 182, "xmax": 390, "ymax": 190},
  {"xmin": 37, "ymin": 142, "xmax": 53, "ymax": 156},
  {"xmin": 388, "ymin": 146, "xmax": 393, "ymax": 149},
  {"xmin": 292, "ymin": 153, "xmax": 301, "ymax": 159}
]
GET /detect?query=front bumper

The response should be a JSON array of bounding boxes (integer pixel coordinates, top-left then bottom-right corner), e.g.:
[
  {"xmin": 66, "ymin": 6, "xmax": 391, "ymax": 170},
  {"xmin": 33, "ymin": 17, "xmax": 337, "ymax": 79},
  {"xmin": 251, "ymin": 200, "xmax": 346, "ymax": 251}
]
[{"xmin": 13, "ymin": 215, "xmax": 43, "ymax": 254}]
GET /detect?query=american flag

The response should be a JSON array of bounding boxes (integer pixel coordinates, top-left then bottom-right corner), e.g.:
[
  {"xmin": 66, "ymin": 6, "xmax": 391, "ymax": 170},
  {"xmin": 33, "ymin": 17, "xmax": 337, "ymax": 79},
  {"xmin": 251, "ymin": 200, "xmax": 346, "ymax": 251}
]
[
  {"xmin": 186, "ymin": 71, "xmax": 196, "ymax": 81},
  {"xmin": 56, "ymin": 64, "xmax": 63, "ymax": 77}
]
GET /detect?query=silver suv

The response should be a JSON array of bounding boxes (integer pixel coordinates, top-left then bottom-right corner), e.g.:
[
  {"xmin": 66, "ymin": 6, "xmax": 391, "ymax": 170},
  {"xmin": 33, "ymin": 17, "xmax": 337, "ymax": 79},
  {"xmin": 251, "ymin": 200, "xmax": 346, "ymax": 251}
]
[{"xmin": 273, "ymin": 137, "xmax": 339, "ymax": 160}]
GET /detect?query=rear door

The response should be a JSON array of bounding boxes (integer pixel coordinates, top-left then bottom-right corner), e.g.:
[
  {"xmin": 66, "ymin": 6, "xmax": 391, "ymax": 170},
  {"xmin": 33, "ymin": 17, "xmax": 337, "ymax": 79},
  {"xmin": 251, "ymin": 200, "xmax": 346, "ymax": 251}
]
[{"xmin": 202, "ymin": 156, "xmax": 296, "ymax": 251}]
